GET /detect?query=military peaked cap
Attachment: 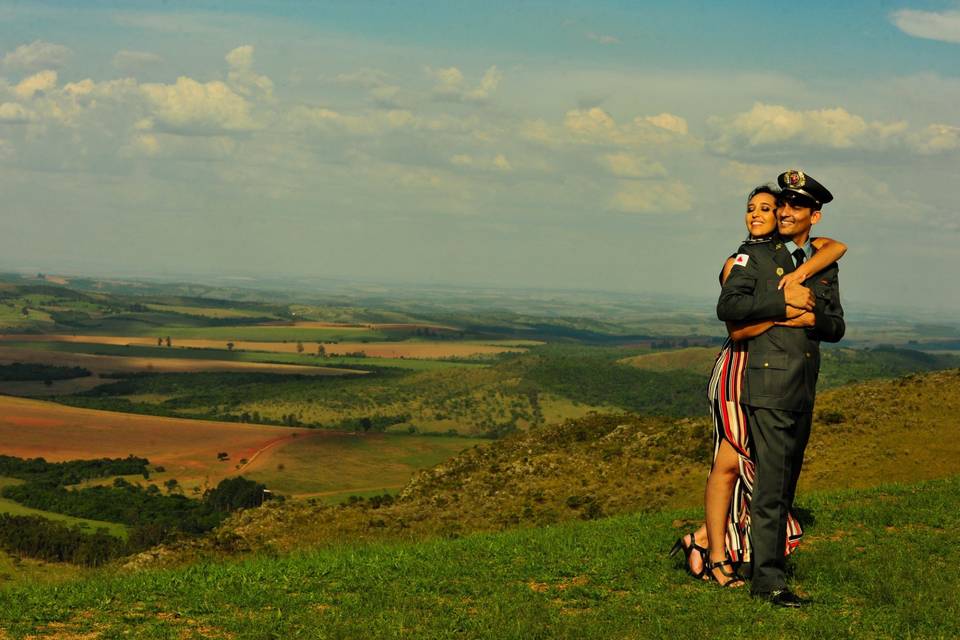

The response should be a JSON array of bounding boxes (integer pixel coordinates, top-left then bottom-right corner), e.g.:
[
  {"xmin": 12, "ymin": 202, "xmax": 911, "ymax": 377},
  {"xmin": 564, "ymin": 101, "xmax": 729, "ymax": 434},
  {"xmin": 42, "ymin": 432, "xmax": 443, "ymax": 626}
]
[{"xmin": 778, "ymin": 169, "xmax": 833, "ymax": 209}]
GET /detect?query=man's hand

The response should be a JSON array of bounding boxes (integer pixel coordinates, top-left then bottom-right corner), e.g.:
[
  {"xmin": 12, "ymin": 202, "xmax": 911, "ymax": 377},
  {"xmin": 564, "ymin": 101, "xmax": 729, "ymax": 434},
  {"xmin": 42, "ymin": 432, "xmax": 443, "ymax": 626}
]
[
  {"xmin": 783, "ymin": 283, "xmax": 815, "ymax": 311},
  {"xmin": 775, "ymin": 312, "xmax": 816, "ymax": 328}
]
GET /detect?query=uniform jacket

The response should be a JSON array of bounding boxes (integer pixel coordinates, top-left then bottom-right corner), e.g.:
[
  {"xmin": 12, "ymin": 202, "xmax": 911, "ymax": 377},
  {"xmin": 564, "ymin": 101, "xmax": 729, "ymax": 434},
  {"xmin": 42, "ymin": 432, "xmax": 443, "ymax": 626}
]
[{"xmin": 716, "ymin": 237, "xmax": 845, "ymax": 412}]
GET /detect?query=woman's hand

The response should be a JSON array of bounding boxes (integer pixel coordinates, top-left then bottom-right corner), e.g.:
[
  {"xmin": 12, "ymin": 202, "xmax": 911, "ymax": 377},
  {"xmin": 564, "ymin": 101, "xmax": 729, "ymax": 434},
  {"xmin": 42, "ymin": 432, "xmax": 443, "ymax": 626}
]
[
  {"xmin": 785, "ymin": 305, "xmax": 807, "ymax": 319},
  {"xmin": 775, "ymin": 312, "xmax": 816, "ymax": 328},
  {"xmin": 778, "ymin": 270, "xmax": 809, "ymax": 290}
]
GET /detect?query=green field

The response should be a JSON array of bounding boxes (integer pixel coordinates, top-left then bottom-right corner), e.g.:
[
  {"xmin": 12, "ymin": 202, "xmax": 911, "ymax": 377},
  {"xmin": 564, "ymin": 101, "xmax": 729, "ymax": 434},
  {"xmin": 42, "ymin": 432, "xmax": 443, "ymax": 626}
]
[
  {"xmin": 0, "ymin": 550, "xmax": 82, "ymax": 587},
  {"xmin": 143, "ymin": 303, "xmax": 282, "ymax": 320},
  {"xmin": 2, "ymin": 340, "xmax": 483, "ymax": 371},
  {"xmin": 0, "ymin": 478, "xmax": 127, "ymax": 539},
  {"xmin": 0, "ymin": 476, "xmax": 955, "ymax": 638},
  {"xmin": 243, "ymin": 433, "xmax": 485, "ymax": 498},
  {"xmin": 98, "ymin": 324, "xmax": 392, "ymax": 342}
]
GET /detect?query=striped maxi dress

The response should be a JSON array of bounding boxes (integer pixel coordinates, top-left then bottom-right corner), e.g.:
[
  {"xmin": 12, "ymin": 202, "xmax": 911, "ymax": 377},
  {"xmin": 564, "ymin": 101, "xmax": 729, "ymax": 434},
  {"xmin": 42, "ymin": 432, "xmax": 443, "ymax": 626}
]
[{"xmin": 707, "ymin": 338, "xmax": 803, "ymax": 563}]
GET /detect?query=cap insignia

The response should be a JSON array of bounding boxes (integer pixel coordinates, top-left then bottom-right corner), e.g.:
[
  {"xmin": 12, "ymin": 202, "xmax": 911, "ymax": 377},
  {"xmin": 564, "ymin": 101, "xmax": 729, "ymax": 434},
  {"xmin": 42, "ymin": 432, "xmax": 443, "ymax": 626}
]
[{"xmin": 784, "ymin": 170, "xmax": 806, "ymax": 188}]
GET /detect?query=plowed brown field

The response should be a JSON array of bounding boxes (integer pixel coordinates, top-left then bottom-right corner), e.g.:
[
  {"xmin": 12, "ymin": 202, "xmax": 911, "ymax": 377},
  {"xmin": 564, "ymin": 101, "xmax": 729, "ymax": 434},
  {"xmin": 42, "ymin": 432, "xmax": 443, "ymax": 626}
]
[
  {"xmin": 0, "ymin": 395, "xmax": 308, "ymax": 487},
  {"xmin": 0, "ymin": 397, "xmax": 482, "ymax": 498}
]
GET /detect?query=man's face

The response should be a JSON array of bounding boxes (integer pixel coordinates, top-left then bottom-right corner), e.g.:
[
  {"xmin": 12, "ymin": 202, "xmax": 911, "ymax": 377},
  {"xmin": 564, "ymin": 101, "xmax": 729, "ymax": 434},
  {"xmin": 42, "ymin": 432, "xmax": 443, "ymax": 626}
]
[{"xmin": 778, "ymin": 198, "xmax": 821, "ymax": 238}]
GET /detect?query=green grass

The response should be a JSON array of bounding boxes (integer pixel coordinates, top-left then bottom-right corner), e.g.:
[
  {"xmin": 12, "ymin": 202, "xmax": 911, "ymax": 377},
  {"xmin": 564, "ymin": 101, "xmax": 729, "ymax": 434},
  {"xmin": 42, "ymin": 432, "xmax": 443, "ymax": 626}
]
[
  {"xmin": 0, "ymin": 550, "xmax": 82, "ymax": 587},
  {"xmin": 0, "ymin": 476, "xmax": 956, "ymax": 638},
  {"xmin": 0, "ymin": 478, "xmax": 127, "ymax": 539}
]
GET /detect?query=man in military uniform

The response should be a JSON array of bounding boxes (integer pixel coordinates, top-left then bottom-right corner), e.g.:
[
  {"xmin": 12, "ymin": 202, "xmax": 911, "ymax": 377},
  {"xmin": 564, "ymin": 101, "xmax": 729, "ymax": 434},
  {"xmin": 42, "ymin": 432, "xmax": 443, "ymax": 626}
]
[{"xmin": 717, "ymin": 170, "xmax": 845, "ymax": 607}]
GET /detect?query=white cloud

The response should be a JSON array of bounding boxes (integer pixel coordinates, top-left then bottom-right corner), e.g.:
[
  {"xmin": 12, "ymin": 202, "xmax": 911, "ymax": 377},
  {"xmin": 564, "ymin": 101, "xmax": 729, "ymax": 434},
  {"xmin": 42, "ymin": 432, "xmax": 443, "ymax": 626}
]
[
  {"xmin": 610, "ymin": 180, "xmax": 694, "ymax": 214},
  {"xmin": 14, "ymin": 70, "xmax": 57, "ymax": 99},
  {"xmin": 644, "ymin": 113, "xmax": 688, "ymax": 135},
  {"xmin": 0, "ymin": 102, "xmax": 35, "ymax": 124},
  {"xmin": 712, "ymin": 102, "xmax": 907, "ymax": 150},
  {"xmin": 558, "ymin": 107, "xmax": 692, "ymax": 148},
  {"xmin": 2, "ymin": 41, "xmax": 71, "ymax": 72},
  {"xmin": 225, "ymin": 45, "xmax": 274, "ymax": 99},
  {"xmin": 112, "ymin": 50, "xmax": 163, "ymax": 73},
  {"xmin": 140, "ymin": 76, "xmax": 259, "ymax": 135},
  {"xmin": 428, "ymin": 65, "xmax": 501, "ymax": 102},
  {"xmin": 586, "ymin": 32, "xmax": 620, "ymax": 45},
  {"xmin": 565, "ymin": 107, "xmax": 616, "ymax": 136},
  {"xmin": 913, "ymin": 123, "xmax": 960, "ymax": 153},
  {"xmin": 890, "ymin": 8, "xmax": 960, "ymax": 43},
  {"xmin": 599, "ymin": 152, "xmax": 666, "ymax": 178}
]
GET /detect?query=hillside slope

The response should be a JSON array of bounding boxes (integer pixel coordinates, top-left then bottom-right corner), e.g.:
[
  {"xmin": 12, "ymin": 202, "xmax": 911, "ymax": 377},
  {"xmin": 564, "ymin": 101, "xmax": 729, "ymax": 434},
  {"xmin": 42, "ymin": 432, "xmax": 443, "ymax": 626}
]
[
  {"xmin": 2, "ymin": 477, "xmax": 958, "ymax": 638},
  {"xmin": 184, "ymin": 368, "xmax": 960, "ymax": 558}
]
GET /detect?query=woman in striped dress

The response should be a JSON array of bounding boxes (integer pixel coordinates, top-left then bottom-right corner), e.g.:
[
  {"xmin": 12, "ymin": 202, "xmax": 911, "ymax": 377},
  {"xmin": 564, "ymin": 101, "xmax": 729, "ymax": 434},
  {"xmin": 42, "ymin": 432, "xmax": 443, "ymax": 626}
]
[{"xmin": 671, "ymin": 185, "xmax": 847, "ymax": 587}]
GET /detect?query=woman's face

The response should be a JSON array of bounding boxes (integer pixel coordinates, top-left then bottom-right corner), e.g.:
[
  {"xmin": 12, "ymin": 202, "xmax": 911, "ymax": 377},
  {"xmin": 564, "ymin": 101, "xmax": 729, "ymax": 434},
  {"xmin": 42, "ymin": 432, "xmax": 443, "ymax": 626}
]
[{"xmin": 745, "ymin": 192, "xmax": 778, "ymax": 237}]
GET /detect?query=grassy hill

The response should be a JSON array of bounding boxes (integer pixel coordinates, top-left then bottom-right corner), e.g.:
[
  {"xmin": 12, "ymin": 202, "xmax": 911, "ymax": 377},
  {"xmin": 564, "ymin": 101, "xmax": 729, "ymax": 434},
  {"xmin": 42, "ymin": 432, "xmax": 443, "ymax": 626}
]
[
  {"xmin": 0, "ymin": 476, "xmax": 956, "ymax": 638},
  {"xmin": 621, "ymin": 344, "xmax": 960, "ymax": 389},
  {"xmin": 135, "ymin": 368, "xmax": 960, "ymax": 562}
]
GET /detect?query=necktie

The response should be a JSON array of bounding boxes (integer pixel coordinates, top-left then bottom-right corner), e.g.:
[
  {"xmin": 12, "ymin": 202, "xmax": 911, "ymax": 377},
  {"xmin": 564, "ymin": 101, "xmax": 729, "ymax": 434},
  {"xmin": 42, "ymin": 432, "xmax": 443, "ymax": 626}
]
[{"xmin": 792, "ymin": 248, "xmax": 806, "ymax": 268}]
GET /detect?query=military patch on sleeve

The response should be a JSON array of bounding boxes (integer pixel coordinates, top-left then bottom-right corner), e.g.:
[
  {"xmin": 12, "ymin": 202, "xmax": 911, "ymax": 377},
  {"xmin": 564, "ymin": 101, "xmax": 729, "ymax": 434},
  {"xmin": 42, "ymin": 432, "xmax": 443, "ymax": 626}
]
[{"xmin": 733, "ymin": 254, "xmax": 750, "ymax": 267}]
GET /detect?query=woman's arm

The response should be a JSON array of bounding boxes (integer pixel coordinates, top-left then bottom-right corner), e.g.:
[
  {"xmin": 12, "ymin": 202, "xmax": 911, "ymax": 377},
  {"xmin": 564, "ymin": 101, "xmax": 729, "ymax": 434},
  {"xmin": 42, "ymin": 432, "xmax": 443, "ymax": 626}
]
[
  {"xmin": 720, "ymin": 257, "xmax": 775, "ymax": 340},
  {"xmin": 778, "ymin": 237, "xmax": 847, "ymax": 289},
  {"xmin": 727, "ymin": 319, "xmax": 775, "ymax": 341}
]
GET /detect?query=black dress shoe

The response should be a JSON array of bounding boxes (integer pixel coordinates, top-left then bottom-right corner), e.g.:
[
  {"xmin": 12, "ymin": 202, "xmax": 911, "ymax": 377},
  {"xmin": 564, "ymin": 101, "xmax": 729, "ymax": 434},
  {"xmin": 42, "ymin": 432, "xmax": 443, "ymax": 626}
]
[{"xmin": 753, "ymin": 588, "xmax": 804, "ymax": 608}]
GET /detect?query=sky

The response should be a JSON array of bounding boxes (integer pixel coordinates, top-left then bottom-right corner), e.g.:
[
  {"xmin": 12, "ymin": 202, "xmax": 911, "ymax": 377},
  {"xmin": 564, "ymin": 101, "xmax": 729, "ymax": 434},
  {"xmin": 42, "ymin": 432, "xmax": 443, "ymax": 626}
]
[{"xmin": 1, "ymin": 1, "xmax": 959, "ymax": 312}]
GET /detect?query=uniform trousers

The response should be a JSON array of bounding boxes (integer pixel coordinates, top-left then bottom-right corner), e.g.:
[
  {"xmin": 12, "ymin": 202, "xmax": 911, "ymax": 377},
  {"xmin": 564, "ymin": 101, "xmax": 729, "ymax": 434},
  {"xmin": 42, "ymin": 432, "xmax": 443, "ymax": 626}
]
[{"xmin": 744, "ymin": 406, "xmax": 812, "ymax": 594}]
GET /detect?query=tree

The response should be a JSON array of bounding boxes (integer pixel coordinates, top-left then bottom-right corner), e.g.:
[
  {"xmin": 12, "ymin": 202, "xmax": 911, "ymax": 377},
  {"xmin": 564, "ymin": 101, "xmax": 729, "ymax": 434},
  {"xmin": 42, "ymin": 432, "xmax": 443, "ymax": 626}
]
[
  {"xmin": 204, "ymin": 476, "xmax": 267, "ymax": 513},
  {"xmin": 165, "ymin": 336, "xmax": 171, "ymax": 347},
  {"xmin": 216, "ymin": 452, "xmax": 229, "ymax": 461},
  {"xmin": 163, "ymin": 478, "xmax": 180, "ymax": 494},
  {"xmin": 296, "ymin": 341, "xmax": 304, "ymax": 354},
  {"xmin": 316, "ymin": 344, "xmax": 326, "ymax": 358},
  {"xmin": 157, "ymin": 337, "xmax": 163, "ymax": 347},
  {"xmin": 226, "ymin": 342, "xmax": 235, "ymax": 351}
]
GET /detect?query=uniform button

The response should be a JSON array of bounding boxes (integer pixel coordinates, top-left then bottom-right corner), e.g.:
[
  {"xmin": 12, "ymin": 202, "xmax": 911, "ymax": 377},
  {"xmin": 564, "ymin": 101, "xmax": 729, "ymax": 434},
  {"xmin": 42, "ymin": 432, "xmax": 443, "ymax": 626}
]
[
  {"xmin": 763, "ymin": 362, "xmax": 769, "ymax": 367},
  {"xmin": 805, "ymin": 352, "xmax": 811, "ymax": 358}
]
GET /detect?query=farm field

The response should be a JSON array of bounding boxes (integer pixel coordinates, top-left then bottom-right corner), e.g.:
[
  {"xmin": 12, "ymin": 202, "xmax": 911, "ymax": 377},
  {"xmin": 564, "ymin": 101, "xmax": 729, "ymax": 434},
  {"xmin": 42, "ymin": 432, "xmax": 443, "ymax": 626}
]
[
  {"xmin": 0, "ymin": 396, "xmax": 483, "ymax": 499},
  {"xmin": 0, "ymin": 396, "xmax": 302, "ymax": 492},
  {"xmin": 0, "ymin": 334, "xmax": 531, "ymax": 360},
  {"xmin": 241, "ymin": 432, "xmax": 483, "ymax": 499},
  {"xmin": 0, "ymin": 340, "xmax": 483, "ymax": 372},
  {"xmin": 83, "ymin": 324, "xmax": 392, "ymax": 342},
  {"xmin": 0, "ymin": 345, "xmax": 362, "ymax": 378}
]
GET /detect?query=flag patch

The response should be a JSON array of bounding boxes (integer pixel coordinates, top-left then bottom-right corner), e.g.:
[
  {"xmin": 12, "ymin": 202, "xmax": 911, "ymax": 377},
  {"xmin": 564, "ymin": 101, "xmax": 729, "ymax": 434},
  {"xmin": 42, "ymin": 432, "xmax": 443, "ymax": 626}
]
[{"xmin": 733, "ymin": 254, "xmax": 750, "ymax": 267}]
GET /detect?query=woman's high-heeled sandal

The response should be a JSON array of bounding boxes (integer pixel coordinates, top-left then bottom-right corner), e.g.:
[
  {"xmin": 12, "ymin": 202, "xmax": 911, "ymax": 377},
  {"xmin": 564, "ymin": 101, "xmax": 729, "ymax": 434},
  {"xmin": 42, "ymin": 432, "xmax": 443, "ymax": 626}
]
[
  {"xmin": 705, "ymin": 558, "xmax": 746, "ymax": 588},
  {"xmin": 669, "ymin": 533, "xmax": 709, "ymax": 581}
]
